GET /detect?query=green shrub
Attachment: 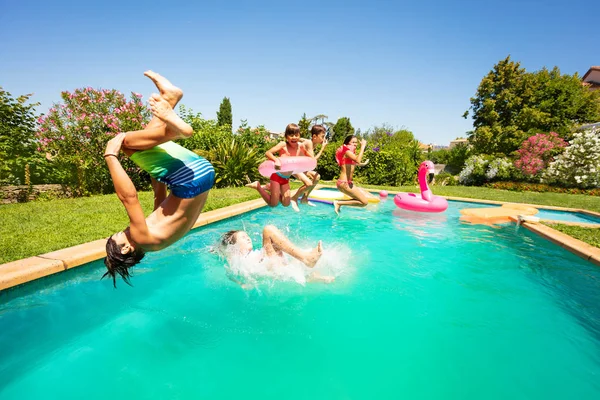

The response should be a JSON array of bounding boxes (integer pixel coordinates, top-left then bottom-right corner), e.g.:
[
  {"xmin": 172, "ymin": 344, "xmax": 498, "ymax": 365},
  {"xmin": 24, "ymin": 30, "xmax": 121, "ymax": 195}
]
[
  {"xmin": 315, "ymin": 140, "xmax": 342, "ymax": 181},
  {"xmin": 196, "ymin": 138, "xmax": 264, "ymax": 188},
  {"xmin": 433, "ymin": 171, "xmax": 458, "ymax": 186},
  {"xmin": 358, "ymin": 148, "xmax": 420, "ymax": 186}
]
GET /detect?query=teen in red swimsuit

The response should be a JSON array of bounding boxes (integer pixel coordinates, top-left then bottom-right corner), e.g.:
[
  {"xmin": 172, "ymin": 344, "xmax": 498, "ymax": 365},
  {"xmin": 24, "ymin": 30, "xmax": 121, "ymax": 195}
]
[{"xmin": 333, "ymin": 135, "xmax": 370, "ymax": 215}]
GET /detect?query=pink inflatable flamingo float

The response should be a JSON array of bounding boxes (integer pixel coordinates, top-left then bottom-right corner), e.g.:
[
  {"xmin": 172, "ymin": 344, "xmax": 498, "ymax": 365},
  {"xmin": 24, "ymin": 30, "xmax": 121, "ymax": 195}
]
[{"xmin": 394, "ymin": 161, "xmax": 448, "ymax": 213}]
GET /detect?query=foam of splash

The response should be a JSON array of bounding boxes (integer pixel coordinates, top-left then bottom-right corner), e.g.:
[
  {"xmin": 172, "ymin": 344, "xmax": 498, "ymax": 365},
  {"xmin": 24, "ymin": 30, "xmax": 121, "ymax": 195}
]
[{"xmin": 222, "ymin": 243, "xmax": 353, "ymax": 289}]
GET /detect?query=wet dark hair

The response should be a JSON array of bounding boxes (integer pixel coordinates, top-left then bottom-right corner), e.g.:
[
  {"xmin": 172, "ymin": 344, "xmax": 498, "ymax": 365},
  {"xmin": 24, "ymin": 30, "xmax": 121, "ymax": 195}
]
[
  {"xmin": 284, "ymin": 123, "xmax": 300, "ymax": 137},
  {"xmin": 311, "ymin": 125, "xmax": 326, "ymax": 137},
  {"xmin": 221, "ymin": 230, "xmax": 241, "ymax": 246},
  {"xmin": 343, "ymin": 135, "xmax": 356, "ymax": 145},
  {"xmin": 102, "ymin": 236, "xmax": 145, "ymax": 287}
]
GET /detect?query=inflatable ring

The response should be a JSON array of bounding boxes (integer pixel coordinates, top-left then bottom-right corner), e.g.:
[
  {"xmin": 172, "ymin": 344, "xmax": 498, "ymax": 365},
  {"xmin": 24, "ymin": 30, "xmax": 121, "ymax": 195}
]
[{"xmin": 258, "ymin": 156, "xmax": 317, "ymax": 178}]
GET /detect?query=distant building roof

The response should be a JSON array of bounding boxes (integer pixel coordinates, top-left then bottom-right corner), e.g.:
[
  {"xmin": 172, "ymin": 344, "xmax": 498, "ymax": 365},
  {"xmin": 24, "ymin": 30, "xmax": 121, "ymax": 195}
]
[
  {"xmin": 582, "ymin": 66, "xmax": 600, "ymax": 90},
  {"xmin": 449, "ymin": 138, "xmax": 468, "ymax": 148},
  {"xmin": 579, "ymin": 122, "xmax": 600, "ymax": 131}
]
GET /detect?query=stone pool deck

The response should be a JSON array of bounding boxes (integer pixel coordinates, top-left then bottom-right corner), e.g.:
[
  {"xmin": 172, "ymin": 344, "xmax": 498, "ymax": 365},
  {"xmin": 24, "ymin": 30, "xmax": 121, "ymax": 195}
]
[{"xmin": 1, "ymin": 187, "xmax": 599, "ymax": 292}]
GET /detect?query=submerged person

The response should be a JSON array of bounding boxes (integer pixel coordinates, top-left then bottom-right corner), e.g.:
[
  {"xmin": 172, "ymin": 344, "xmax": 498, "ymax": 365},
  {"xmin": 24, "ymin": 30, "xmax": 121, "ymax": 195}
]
[
  {"xmin": 220, "ymin": 225, "xmax": 334, "ymax": 286},
  {"xmin": 333, "ymin": 135, "xmax": 370, "ymax": 215},
  {"xmin": 103, "ymin": 71, "xmax": 215, "ymax": 286}
]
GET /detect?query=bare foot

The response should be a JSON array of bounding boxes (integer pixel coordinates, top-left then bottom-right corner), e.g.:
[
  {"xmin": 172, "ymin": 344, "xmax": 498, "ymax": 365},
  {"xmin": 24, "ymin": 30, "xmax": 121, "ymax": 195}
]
[
  {"xmin": 144, "ymin": 70, "xmax": 183, "ymax": 106},
  {"xmin": 333, "ymin": 200, "xmax": 341, "ymax": 215},
  {"xmin": 290, "ymin": 199, "xmax": 300, "ymax": 212},
  {"xmin": 300, "ymin": 198, "xmax": 316, "ymax": 207},
  {"xmin": 303, "ymin": 241, "xmax": 323, "ymax": 268},
  {"xmin": 245, "ymin": 181, "xmax": 260, "ymax": 190},
  {"xmin": 148, "ymin": 94, "xmax": 192, "ymax": 137}
]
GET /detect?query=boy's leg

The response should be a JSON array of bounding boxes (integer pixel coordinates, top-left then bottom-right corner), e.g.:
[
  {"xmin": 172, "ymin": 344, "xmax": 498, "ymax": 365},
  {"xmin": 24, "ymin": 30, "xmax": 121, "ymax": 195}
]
[
  {"xmin": 262, "ymin": 225, "xmax": 322, "ymax": 267},
  {"xmin": 123, "ymin": 72, "xmax": 189, "ymax": 151},
  {"xmin": 300, "ymin": 171, "xmax": 320, "ymax": 205},
  {"xmin": 122, "ymin": 95, "xmax": 192, "ymax": 153},
  {"xmin": 151, "ymin": 178, "xmax": 167, "ymax": 211},
  {"xmin": 290, "ymin": 172, "xmax": 312, "ymax": 211}
]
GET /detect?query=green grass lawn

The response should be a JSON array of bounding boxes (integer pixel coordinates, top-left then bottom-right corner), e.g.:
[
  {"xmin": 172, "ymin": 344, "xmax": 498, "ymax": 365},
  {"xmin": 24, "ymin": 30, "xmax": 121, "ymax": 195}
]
[
  {"xmin": 1, "ymin": 183, "xmax": 599, "ymax": 264},
  {"xmin": 542, "ymin": 223, "xmax": 600, "ymax": 248},
  {"xmin": 0, "ymin": 187, "xmax": 262, "ymax": 264}
]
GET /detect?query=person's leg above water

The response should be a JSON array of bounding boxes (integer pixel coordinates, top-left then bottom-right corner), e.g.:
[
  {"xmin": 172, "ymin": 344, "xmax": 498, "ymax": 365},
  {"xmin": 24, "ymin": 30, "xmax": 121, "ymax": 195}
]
[
  {"xmin": 300, "ymin": 171, "xmax": 319, "ymax": 206},
  {"xmin": 333, "ymin": 181, "xmax": 369, "ymax": 215},
  {"xmin": 122, "ymin": 71, "xmax": 189, "ymax": 153},
  {"xmin": 262, "ymin": 225, "xmax": 322, "ymax": 267},
  {"xmin": 290, "ymin": 172, "xmax": 313, "ymax": 212}
]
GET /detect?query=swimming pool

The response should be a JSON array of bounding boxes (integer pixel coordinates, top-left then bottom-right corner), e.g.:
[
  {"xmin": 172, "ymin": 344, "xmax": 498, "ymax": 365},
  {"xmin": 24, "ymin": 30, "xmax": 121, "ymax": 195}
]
[
  {"xmin": 1, "ymin": 199, "xmax": 599, "ymax": 398},
  {"xmin": 534, "ymin": 208, "xmax": 600, "ymax": 224}
]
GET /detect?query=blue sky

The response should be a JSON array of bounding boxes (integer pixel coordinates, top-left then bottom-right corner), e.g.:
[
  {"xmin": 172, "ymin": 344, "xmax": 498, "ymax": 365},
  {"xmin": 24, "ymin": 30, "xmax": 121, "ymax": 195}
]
[{"xmin": 0, "ymin": 0, "xmax": 596, "ymax": 145}]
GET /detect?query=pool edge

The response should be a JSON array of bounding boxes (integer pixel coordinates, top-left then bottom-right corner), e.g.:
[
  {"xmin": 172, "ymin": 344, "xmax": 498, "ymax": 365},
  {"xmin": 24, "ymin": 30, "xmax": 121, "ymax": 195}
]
[
  {"xmin": 2, "ymin": 189, "xmax": 599, "ymax": 292},
  {"xmin": 0, "ymin": 199, "xmax": 266, "ymax": 292}
]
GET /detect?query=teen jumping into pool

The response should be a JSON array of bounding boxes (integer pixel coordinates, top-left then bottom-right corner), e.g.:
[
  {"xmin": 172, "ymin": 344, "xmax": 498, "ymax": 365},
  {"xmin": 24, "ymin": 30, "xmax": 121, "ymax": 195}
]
[
  {"xmin": 333, "ymin": 135, "xmax": 370, "ymax": 215},
  {"xmin": 103, "ymin": 71, "xmax": 215, "ymax": 286}
]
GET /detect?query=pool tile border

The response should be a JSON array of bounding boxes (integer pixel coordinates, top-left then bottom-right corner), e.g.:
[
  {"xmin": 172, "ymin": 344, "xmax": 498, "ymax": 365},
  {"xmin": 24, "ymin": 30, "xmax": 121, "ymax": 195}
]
[
  {"xmin": 0, "ymin": 199, "xmax": 266, "ymax": 292},
  {"xmin": 509, "ymin": 216, "xmax": 600, "ymax": 266},
  {"xmin": 1, "ymin": 188, "xmax": 599, "ymax": 292}
]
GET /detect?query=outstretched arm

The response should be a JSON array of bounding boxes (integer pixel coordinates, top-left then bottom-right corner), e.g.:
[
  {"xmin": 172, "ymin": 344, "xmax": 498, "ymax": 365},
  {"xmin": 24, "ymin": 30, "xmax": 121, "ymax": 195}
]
[
  {"xmin": 105, "ymin": 134, "xmax": 153, "ymax": 244},
  {"xmin": 314, "ymin": 138, "xmax": 328, "ymax": 160}
]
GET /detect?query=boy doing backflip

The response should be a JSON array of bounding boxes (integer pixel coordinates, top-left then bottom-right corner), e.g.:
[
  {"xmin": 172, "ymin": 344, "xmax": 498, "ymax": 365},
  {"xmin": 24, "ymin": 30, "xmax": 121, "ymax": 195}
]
[{"xmin": 103, "ymin": 71, "xmax": 215, "ymax": 286}]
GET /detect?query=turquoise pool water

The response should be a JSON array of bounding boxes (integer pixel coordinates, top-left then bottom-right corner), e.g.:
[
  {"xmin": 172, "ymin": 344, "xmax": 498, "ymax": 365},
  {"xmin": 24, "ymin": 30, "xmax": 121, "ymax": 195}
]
[
  {"xmin": 1, "ymin": 200, "xmax": 600, "ymax": 399},
  {"xmin": 534, "ymin": 208, "xmax": 600, "ymax": 224}
]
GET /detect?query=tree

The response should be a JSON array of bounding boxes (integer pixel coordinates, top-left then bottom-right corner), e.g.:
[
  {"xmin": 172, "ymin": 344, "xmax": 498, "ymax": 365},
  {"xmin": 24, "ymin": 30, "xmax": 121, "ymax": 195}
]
[
  {"xmin": 311, "ymin": 114, "xmax": 328, "ymax": 125},
  {"xmin": 331, "ymin": 117, "xmax": 355, "ymax": 142},
  {"xmin": 464, "ymin": 56, "xmax": 600, "ymax": 156},
  {"xmin": 178, "ymin": 105, "xmax": 233, "ymax": 152},
  {"xmin": 298, "ymin": 113, "xmax": 311, "ymax": 137},
  {"xmin": 217, "ymin": 97, "xmax": 232, "ymax": 128},
  {"xmin": 0, "ymin": 88, "xmax": 38, "ymax": 184}
]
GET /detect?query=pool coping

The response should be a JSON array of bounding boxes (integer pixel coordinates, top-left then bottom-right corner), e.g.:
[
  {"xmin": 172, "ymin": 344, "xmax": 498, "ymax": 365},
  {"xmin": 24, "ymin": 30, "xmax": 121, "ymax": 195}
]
[
  {"xmin": 0, "ymin": 199, "xmax": 266, "ymax": 292},
  {"xmin": 1, "ymin": 187, "xmax": 599, "ymax": 292}
]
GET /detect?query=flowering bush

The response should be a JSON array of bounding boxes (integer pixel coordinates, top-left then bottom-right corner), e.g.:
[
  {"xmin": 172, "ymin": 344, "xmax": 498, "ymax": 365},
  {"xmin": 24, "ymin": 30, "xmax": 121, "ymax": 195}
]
[
  {"xmin": 542, "ymin": 128, "xmax": 600, "ymax": 188},
  {"xmin": 37, "ymin": 88, "xmax": 151, "ymax": 195},
  {"xmin": 458, "ymin": 155, "xmax": 489, "ymax": 185},
  {"xmin": 485, "ymin": 157, "xmax": 514, "ymax": 181},
  {"xmin": 236, "ymin": 119, "xmax": 278, "ymax": 154},
  {"xmin": 514, "ymin": 132, "xmax": 567, "ymax": 177}
]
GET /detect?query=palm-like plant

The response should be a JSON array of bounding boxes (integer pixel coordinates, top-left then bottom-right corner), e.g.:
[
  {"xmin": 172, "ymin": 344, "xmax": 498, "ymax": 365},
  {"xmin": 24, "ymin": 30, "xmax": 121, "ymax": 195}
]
[{"xmin": 195, "ymin": 139, "xmax": 264, "ymax": 188}]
